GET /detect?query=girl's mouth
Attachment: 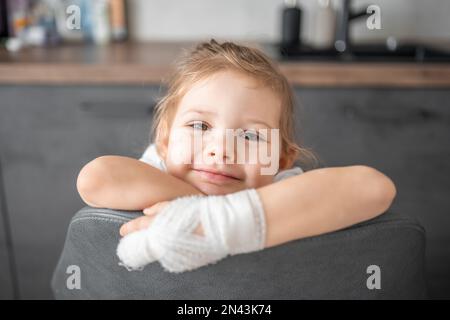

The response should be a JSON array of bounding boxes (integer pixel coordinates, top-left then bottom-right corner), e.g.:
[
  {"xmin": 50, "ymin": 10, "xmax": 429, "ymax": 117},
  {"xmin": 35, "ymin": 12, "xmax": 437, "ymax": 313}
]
[{"xmin": 193, "ymin": 168, "xmax": 240, "ymax": 184}]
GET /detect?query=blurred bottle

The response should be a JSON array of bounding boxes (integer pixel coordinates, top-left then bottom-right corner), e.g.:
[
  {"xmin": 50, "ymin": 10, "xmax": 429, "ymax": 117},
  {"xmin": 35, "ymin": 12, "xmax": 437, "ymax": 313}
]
[
  {"xmin": 79, "ymin": 0, "xmax": 93, "ymax": 42},
  {"xmin": 311, "ymin": 0, "xmax": 336, "ymax": 49},
  {"xmin": 0, "ymin": 0, "xmax": 9, "ymax": 39},
  {"xmin": 7, "ymin": 0, "xmax": 28, "ymax": 38},
  {"xmin": 27, "ymin": 0, "xmax": 61, "ymax": 46},
  {"xmin": 281, "ymin": 0, "xmax": 302, "ymax": 48},
  {"xmin": 4, "ymin": 0, "xmax": 29, "ymax": 51},
  {"xmin": 91, "ymin": 0, "xmax": 111, "ymax": 44},
  {"xmin": 109, "ymin": 0, "xmax": 127, "ymax": 41}
]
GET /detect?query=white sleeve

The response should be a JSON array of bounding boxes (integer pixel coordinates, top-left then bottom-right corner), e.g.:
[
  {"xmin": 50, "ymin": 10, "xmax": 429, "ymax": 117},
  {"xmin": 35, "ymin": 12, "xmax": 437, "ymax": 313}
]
[
  {"xmin": 274, "ymin": 166, "xmax": 303, "ymax": 182},
  {"xmin": 139, "ymin": 143, "xmax": 167, "ymax": 172}
]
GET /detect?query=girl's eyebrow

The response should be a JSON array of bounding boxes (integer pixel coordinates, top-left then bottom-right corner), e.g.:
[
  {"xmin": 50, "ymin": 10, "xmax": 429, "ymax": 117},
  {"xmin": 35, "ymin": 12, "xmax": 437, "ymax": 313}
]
[
  {"xmin": 244, "ymin": 118, "xmax": 273, "ymax": 128},
  {"xmin": 181, "ymin": 108, "xmax": 217, "ymax": 116}
]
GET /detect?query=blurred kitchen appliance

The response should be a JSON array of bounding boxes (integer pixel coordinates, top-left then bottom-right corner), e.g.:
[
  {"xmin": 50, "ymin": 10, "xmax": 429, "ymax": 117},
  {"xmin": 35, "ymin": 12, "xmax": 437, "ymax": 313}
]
[{"xmin": 281, "ymin": 0, "xmax": 302, "ymax": 48}]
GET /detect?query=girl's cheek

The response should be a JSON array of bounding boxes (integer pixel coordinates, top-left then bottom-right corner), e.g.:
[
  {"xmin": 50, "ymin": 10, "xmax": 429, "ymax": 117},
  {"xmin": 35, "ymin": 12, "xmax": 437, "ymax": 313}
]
[
  {"xmin": 166, "ymin": 164, "xmax": 189, "ymax": 182},
  {"xmin": 167, "ymin": 128, "xmax": 194, "ymax": 166},
  {"xmin": 244, "ymin": 166, "xmax": 274, "ymax": 188}
]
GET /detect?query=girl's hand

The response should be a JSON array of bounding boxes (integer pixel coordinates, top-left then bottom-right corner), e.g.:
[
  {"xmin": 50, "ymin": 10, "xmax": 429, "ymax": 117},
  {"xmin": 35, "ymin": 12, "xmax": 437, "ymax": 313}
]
[
  {"xmin": 119, "ymin": 199, "xmax": 205, "ymax": 237},
  {"xmin": 119, "ymin": 201, "xmax": 170, "ymax": 237}
]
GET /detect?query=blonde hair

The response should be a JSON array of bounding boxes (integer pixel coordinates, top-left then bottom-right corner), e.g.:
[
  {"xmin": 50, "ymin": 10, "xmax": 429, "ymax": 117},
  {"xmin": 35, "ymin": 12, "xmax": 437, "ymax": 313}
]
[{"xmin": 151, "ymin": 39, "xmax": 318, "ymax": 170}]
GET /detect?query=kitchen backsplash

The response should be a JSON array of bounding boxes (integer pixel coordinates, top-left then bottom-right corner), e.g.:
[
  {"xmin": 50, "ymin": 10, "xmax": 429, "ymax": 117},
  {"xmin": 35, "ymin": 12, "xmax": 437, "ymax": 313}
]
[{"xmin": 128, "ymin": 0, "xmax": 450, "ymax": 43}]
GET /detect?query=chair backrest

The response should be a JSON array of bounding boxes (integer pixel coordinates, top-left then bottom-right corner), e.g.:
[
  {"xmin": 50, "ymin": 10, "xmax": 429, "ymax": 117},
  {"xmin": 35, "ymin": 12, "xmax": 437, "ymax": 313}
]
[{"xmin": 52, "ymin": 207, "xmax": 427, "ymax": 299}]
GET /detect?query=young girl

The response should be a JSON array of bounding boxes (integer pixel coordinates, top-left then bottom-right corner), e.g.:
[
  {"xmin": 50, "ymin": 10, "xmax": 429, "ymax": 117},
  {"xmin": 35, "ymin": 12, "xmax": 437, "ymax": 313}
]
[{"xmin": 77, "ymin": 40, "xmax": 397, "ymax": 273}]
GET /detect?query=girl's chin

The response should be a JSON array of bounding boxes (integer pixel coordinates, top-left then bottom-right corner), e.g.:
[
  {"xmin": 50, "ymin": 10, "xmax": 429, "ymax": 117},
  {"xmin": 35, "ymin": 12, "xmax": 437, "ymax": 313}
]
[{"xmin": 193, "ymin": 180, "xmax": 243, "ymax": 196}]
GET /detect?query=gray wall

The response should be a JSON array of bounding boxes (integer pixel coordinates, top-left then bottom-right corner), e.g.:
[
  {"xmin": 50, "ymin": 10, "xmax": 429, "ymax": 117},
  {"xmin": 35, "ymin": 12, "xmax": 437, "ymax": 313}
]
[{"xmin": 128, "ymin": 0, "xmax": 450, "ymax": 43}]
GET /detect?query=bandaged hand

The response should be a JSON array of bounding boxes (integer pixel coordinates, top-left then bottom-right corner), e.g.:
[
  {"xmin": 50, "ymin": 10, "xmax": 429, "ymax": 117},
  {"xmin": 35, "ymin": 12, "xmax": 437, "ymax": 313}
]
[{"xmin": 116, "ymin": 188, "xmax": 266, "ymax": 273}]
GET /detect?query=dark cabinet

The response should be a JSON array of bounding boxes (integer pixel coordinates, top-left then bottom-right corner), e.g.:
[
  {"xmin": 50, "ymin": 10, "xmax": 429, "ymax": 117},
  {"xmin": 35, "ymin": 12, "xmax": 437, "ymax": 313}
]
[
  {"xmin": 0, "ymin": 173, "xmax": 15, "ymax": 299},
  {"xmin": 295, "ymin": 88, "xmax": 450, "ymax": 298},
  {"xmin": 0, "ymin": 85, "xmax": 159, "ymax": 298}
]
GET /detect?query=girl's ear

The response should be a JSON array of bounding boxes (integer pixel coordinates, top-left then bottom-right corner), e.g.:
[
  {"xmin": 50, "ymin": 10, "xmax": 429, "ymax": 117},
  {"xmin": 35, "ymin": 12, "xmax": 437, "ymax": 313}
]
[
  {"xmin": 279, "ymin": 156, "xmax": 292, "ymax": 171},
  {"xmin": 158, "ymin": 141, "xmax": 168, "ymax": 160},
  {"xmin": 155, "ymin": 135, "xmax": 169, "ymax": 160},
  {"xmin": 279, "ymin": 150, "xmax": 297, "ymax": 171},
  {"xmin": 154, "ymin": 123, "xmax": 170, "ymax": 160}
]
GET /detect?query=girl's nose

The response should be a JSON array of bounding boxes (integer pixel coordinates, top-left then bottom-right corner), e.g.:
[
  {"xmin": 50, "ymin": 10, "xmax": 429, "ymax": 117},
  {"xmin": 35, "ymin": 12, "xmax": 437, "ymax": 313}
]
[
  {"xmin": 205, "ymin": 131, "xmax": 234, "ymax": 164},
  {"xmin": 208, "ymin": 149, "xmax": 230, "ymax": 162},
  {"xmin": 207, "ymin": 145, "xmax": 231, "ymax": 163}
]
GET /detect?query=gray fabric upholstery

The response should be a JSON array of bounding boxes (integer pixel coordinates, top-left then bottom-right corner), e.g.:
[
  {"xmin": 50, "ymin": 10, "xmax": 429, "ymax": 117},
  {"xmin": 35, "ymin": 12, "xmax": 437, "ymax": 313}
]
[{"xmin": 51, "ymin": 207, "xmax": 427, "ymax": 299}]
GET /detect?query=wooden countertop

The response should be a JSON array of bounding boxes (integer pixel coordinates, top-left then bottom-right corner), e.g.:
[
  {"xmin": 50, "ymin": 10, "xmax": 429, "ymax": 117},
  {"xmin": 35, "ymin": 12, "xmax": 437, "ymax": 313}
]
[{"xmin": 1, "ymin": 41, "xmax": 450, "ymax": 87}]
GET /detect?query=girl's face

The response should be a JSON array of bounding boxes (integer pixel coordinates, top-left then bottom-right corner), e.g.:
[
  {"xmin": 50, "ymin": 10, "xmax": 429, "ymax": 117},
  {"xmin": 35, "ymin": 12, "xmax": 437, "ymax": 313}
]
[{"xmin": 160, "ymin": 70, "xmax": 283, "ymax": 195}]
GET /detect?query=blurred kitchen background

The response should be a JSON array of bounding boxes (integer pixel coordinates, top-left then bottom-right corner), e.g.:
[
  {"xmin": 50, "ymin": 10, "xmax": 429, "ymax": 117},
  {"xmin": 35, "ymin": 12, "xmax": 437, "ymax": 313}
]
[{"xmin": 0, "ymin": 0, "xmax": 449, "ymax": 299}]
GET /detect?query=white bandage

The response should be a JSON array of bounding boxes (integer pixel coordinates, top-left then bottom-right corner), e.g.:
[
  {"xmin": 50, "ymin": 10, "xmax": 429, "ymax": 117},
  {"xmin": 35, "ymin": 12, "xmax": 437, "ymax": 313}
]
[{"xmin": 116, "ymin": 188, "xmax": 266, "ymax": 273}]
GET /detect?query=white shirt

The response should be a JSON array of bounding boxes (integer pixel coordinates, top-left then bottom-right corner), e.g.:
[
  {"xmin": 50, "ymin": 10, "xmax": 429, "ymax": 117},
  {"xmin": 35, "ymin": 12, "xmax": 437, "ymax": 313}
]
[{"xmin": 139, "ymin": 143, "xmax": 303, "ymax": 182}]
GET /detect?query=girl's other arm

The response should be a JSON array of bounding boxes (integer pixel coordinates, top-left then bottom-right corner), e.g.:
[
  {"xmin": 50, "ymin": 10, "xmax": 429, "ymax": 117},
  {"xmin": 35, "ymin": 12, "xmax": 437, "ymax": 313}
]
[
  {"xmin": 257, "ymin": 165, "xmax": 397, "ymax": 248},
  {"xmin": 76, "ymin": 155, "xmax": 204, "ymax": 210}
]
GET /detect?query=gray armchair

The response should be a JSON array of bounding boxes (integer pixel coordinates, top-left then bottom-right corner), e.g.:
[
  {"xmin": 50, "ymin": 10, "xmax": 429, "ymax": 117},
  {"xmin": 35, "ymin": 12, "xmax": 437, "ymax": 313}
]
[{"xmin": 51, "ymin": 207, "xmax": 427, "ymax": 299}]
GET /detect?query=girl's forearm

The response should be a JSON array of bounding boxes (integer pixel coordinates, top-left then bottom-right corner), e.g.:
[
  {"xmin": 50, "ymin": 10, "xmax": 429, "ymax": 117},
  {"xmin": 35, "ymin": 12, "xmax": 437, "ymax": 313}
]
[
  {"xmin": 257, "ymin": 165, "xmax": 397, "ymax": 248},
  {"xmin": 77, "ymin": 155, "xmax": 204, "ymax": 210}
]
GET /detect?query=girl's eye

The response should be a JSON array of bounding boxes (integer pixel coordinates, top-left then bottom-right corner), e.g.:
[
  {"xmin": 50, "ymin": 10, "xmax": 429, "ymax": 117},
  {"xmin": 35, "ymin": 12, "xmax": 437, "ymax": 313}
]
[
  {"xmin": 243, "ymin": 130, "xmax": 264, "ymax": 142},
  {"xmin": 189, "ymin": 121, "xmax": 208, "ymax": 131}
]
